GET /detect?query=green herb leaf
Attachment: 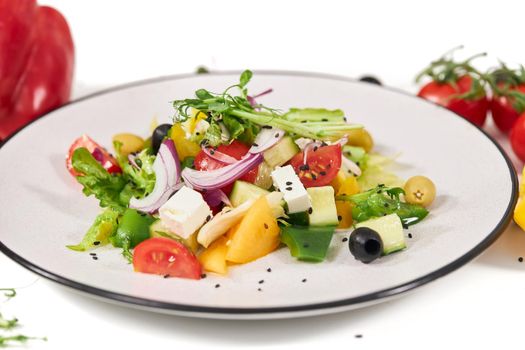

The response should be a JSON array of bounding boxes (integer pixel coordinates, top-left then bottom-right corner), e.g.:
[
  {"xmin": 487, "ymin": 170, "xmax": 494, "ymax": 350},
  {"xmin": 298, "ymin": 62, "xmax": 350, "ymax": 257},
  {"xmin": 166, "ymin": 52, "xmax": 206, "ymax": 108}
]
[
  {"xmin": 204, "ymin": 120, "xmax": 223, "ymax": 147},
  {"xmin": 222, "ymin": 115, "xmax": 245, "ymax": 140},
  {"xmin": 0, "ymin": 313, "xmax": 18, "ymax": 330},
  {"xmin": 196, "ymin": 88, "xmax": 214, "ymax": 100},
  {"xmin": 0, "ymin": 335, "xmax": 47, "ymax": 347},
  {"xmin": 181, "ymin": 156, "xmax": 195, "ymax": 169},
  {"xmin": 239, "ymin": 70, "xmax": 253, "ymax": 87}
]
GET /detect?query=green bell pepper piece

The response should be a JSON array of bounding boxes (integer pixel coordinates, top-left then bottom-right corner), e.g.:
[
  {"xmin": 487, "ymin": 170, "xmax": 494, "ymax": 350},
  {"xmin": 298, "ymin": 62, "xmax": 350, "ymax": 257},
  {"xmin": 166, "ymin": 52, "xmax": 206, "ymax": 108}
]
[
  {"xmin": 280, "ymin": 225, "xmax": 336, "ymax": 262},
  {"xmin": 110, "ymin": 208, "xmax": 156, "ymax": 261}
]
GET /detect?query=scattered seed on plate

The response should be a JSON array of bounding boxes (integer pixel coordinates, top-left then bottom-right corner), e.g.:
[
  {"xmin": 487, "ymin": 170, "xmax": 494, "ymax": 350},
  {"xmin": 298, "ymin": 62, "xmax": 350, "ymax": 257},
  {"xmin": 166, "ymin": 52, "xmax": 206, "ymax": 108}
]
[
  {"xmin": 258, "ymin": 288, "xmax": 262, "ymax": 292},
  {"xmin": 285, "ymin": 187, "xmax": 293, "ymax": 191},
  {"xmin": 308, "ymin": 207, "xmax": 313, "ymax": 214},
  {"xmin": 286, "ymin": 181, "xmax": 292, "ymax": 185},
  {"xmin": 355, "ymin": 334, "xmax": 363, "ymax": 339},
  {"xmin": 267, "ymin": 267, "xmax": 272, "ymax": 272},
  {"xmin": 264, "ymin": 223, "xmax": 269, "ymax": 229},
  {"xmin": 93, "ymin": 241, "xmax": 100, "ymax": 246},
  {"xmin": 342, "ymin": 237, "xmax": 348, "ymax": 242},
  {"xmin": 519, "ymin": 257, "xmax": 523, "ymax": 263},
  {"xmin": 408, "ymin": 233, "xmax": 413, "ymax": 239},
  {"xmin": 215, "ymin": 284, "xmax": 220, "ymax": 288},
  {"xmin": 163, "ymin": 274, "xmax": 170, "ymax": 279},
  {"xmin": 92, "ymin": 256, "xmax": 98, "ymax": 260},
  {"xmin": 201, "ymin": 273, "xmax": 207, "ymax": 278},
  {"xmin": 259, "ymin": 280, "xmax": 264, "ymax": 284},
  {"xmin": 302, "ymin": 278, "xmax": 307, "ymax": 283},
  {"xmin": 89, "ymin": 253, "xmax": 97, "ymax": 256}
]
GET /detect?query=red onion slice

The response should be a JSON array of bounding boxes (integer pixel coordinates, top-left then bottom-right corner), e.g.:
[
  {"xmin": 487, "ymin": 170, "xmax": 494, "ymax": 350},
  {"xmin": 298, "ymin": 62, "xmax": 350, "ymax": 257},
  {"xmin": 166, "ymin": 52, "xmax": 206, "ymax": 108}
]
[
  {"xmin": 182, "ymin": 153, "xmax": 263, "ymax": 190},
  {"xmin": 129, "ymin": 140, "xmax": 182, "ymax": 213},
  {"xmin": 201, "ymin": 146, "xmax": 237, "ymax": 164},
  {"xmin": 202, "ymin": 189, "xmax": 232, "ymax": 207},
  {"xmin": 248, "ymin": 88, "xmax": 273, "ymax": 107},
  {"xmin": 249, "ymin": 127, "xmax": 285, "ymax": 154}
]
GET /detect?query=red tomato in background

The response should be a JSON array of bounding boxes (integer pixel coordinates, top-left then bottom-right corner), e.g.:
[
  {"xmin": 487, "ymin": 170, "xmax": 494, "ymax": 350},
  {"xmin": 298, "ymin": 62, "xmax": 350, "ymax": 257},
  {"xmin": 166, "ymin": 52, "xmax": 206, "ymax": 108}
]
[
  {"xmin": 194, "ymin": 140, "xmax": 258, "ymax": 194},
  {"xmin": 133, "ymin": 237, "xmax": 202, "ymax": 280},
  {"xmin": 417, "ymin": 75, "xmax": 489, "ymax": 127},
  {"xmin": 491, "ymin": 84, "xmax": 525, "ymax": 133},
  {"xmin": 66, "ymin": 135, "xmax": 121, "ymax": 176},
  {"xmin": 289, "ymin": 144, "xmax": 342, "ymax": 187},
  {"xmin": 510, "ymin": 113, "xmax": 525, "ymax": 162}
]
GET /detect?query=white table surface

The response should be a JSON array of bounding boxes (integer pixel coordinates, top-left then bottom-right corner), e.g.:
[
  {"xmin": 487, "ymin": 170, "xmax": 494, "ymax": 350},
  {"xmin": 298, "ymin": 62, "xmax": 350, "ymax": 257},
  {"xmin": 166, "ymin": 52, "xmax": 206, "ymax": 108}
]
[{"xmin": 3, "ymin": 0, "xmax": 525, "ymax": 348}]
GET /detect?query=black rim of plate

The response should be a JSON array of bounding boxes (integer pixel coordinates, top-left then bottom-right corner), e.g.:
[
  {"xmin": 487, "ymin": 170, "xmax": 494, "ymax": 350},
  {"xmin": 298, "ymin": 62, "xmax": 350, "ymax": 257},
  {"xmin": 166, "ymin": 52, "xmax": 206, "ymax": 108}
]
[{"xmin": 0, "ymin": 71, "xmax": 518, "ymax": 316}]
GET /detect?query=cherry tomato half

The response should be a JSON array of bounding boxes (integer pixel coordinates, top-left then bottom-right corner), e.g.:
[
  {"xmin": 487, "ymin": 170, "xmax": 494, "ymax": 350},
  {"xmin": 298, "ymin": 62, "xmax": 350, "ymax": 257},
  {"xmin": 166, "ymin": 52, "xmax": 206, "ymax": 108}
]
[
  {"xmin": 417, "ymin": 75, "xmax": 489, "ymax": 127},
  {"xmin": 133, "ymin": 237, "xmax": 202, "ymax": 280},
  {"xmin": 491, "ymin": 84, "xmax": 525, "ymax": 133},
  {"xmin": 194, "ymin": 140, "xmax": 258, "ymax": 193},
  {"xmin": 288, "ymin": 144, "xmax": 342, "ymax": 187},
  {"xmin": 510, "ymin": 113, "xmax": 525, "ymax": 162},
  {"xmin": 66, "ymin": 134, "xmax": 121, "ymax": 176}
]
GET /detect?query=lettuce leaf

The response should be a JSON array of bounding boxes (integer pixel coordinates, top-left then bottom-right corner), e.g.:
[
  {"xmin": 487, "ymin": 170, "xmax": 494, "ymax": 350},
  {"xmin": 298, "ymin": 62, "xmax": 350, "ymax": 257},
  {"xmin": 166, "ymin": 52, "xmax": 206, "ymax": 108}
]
[
  {"xmin": 357, "ymin": 153, "xmax": 404, "ymax": 191},
  {"xmin": 67, "ymin": 208, "xmax": 120, "ymax": 251}
]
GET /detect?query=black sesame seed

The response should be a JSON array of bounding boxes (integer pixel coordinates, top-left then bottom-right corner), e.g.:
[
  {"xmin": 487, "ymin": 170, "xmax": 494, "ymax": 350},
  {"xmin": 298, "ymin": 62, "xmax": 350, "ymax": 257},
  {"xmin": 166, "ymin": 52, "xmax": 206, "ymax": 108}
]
[
  {"xmin": 267, "ymin": 268, "xmax": 272, "ymax": 272},
  {"xmin": 89, "ymin": 253, "xmax": 97, "ymax": 256},
  {"xmin": 286, "ymin": 181, "xmax": 292, "ymax": 185},
  {"xmin": 253, "ymin": 142, "xmax": 259, "ymax": 147},
  {"xmin": 163, "ymin": 274, "xmax": 170, "ymax": 278},
  {"xmin": 384, "ymin": 203, "xmax": 389, "ymax": 208},
  {"xmin": 342, "ymin": 237, "xmax": 348, "ymax": 242},
  {"xmin": 285, "ymin": 186, "xmax": 293, "ymax": 191},
  {"xmin": 302, "ymin": 278, "xmax": 307, "ymax": 283},
  {"xmin": 201, "ymin": 273, "xmax": 207, "ymax": 278},
  {"xmin": 262, "ymin": 125, "xmax": 272, "ymax": 129},
  {"xmin": 355, "ymin": 334, "xmax": 363, "ymax": 339},
  {"xmin": 356, "ymin": 161, "xmax": 360, "ymax": 166},
  {"xmin": 311, "ymin": 174, "xmax": 317, "ymax": 180},
  {"xmin": 308, "ymin": 207, "xmax": 313, "ymax": 214},
  {"xmin": 210, "ymin": 150, "xmax": 215, "ymax": 155},
  {"xmin": 258, "ymin": 288, "xmax": 262, "ymax": 291},
  {"xmin": 215, "ymin": 284, "xmax": 220, "ymax": 288},
  {"xmin": 313, "ymin": 146, "xmax": 318, "ymax": 152},
  {"xmin": 402, "ymin": 223, "xmax": 409, "ymax": 229},
  {"xmin": 301, "ymin": 120, "xmax": 307, "ymax": 123},
  {"xmin": 299, "ymin": 164, "xmax": 310, "ymax": 171},
  {"xmin": 206, "ymin": 215, "xmax": 212, "ymax": 222},
  {"xmin": 321, "ymin": 141, "xmax": 328, "ymax": 146},
  {"xmin": 320, "ymin": 171, "xmax": 327, "ymax": 176},
  {"xmin": 321, "ymin": 118, "xmax": 328, "ymax": 122},
  {"xmin": 303, "ymin": 243, "xmax": 309, "ymax": 248},
  {"xmin": 338, "ymin": 215, "xmax": 342, "ymax": 221},
  {"xmin": 93, "ymin": 241, "xmax": 100, "ymax": 246},
  {"xmin": 408, "ymin": 233, "xmax": 413, "ymax": 238},
  {"xmin": 196, "ymin": 132, "xmax": 200, "ymax": 136},
  {"xmin": 92, "ymin": 256, "xmax": 98, "ymax": 260},
  {"xmin": 519, "ymin": 257, "xmax": 523, "ymax": 263},
  {"xmin": 275, "ymin": 133, "xmax": 280, "ymax": 138},
  {"xmin": 264, "ymin": 223, "xmax": 269, "ymax": 229},
  {"xmin": 259, "ymin": 280, "xmax": 264, "ymax": 284}
]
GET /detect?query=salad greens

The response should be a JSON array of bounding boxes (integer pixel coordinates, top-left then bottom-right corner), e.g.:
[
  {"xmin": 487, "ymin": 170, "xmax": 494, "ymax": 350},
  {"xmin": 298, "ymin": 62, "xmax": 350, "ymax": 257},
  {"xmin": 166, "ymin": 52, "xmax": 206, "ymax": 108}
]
[
  {"xmin": 172, "ymin": 69, "xmax": 362, "ymax": 144},
  {"xmin": 337, "ymin": 185, "xmax": 429, "ymax": 226},
  {"xmin": 67, "ymin": 208, "xmax": 119, "ymax": 251}
]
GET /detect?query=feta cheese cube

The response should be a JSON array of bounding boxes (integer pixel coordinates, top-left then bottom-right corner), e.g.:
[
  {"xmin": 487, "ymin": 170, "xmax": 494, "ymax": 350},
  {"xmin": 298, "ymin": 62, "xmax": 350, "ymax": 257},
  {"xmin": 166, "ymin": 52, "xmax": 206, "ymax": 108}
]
[
  {"xmin": 271, "ymin": 165, "xmax": 311, "ymax": 214},
  {"xmin": 159, "ymin": 186, "xmax": 212, "ymax": 239}
]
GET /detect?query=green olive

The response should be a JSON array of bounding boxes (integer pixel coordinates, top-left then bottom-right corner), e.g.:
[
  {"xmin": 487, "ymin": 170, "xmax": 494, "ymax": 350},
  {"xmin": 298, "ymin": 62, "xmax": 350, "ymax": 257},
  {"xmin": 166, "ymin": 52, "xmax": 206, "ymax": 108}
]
[
  {"xmin": 346, "ymin": 128, "xmax": 374, "ymax": 153},
  {"xmin": 404, "ymin": 176, "xmax": 436, "ymax": 207},
  {"xmin": 113, "ymin": 133, "xmax": 145, "ymax": 156}
]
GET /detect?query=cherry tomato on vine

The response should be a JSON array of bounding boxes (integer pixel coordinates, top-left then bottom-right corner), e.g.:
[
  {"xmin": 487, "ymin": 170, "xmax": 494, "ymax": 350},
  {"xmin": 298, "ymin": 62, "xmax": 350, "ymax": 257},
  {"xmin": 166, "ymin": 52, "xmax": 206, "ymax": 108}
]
[
  {"xmin": 510, "ymin": 113, "xmax": 525, "ymax": 162},
  {"xmin": 488, "ymin": 65, "xmax": 525, "ymax": 133}
]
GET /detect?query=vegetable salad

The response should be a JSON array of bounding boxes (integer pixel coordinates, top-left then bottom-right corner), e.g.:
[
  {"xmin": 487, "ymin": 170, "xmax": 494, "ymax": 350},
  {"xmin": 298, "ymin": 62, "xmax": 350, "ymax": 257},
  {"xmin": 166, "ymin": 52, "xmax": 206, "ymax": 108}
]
[{"xmin": 66, "ymin": 71, "xmax": 435, "ymax": 279}]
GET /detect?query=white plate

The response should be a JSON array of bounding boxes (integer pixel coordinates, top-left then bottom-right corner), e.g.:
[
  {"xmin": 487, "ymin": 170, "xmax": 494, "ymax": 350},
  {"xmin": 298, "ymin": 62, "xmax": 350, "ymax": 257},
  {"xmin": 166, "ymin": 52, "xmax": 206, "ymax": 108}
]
[{"xmin": 0, "ymin": 71, "xmax": 517, "ymax": 319}]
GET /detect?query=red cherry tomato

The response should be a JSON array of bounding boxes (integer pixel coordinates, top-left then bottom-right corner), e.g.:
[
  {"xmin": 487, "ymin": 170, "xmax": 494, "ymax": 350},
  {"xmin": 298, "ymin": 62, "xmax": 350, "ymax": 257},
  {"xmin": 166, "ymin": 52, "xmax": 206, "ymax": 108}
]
[
  {"xmin": 510, "ymin": 113, "xmax": 525, "ymax": 162},
  {"xmin": 194, "ymin": 140, "xmax": 258, "ymax": 193},
  {"xmin": 417, "ymin": 75, "xmax": 489, "ymax": 127},
  {"xmin": 133, "ymin": 237, "xmax": 202, "ymax": 280},
  {"xmin": 491, "ymin": 84, "xmax": 525, "ymax": 133},
  {"xmin": 66, "ymin": 135, "xmax": 121, "ymax": 176},
  {"xmin": 288, "ymin": 144, "xmax": 342, "ymax": 187}
]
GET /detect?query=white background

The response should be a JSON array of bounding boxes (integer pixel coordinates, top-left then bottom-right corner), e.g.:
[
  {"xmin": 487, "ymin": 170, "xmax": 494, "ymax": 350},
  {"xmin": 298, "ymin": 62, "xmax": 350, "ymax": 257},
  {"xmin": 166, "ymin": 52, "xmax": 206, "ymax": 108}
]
[{"xmin": 2, "ymin": 0, "xmax": 525, "ymax": 349}]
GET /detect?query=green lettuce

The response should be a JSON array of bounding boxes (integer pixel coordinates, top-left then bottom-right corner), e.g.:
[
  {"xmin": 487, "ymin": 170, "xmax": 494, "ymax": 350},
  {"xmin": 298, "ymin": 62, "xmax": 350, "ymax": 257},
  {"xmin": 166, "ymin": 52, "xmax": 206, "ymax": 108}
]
[{"xmin": 67, "ymin": 208, "xmax": 120, "ymax": 251}]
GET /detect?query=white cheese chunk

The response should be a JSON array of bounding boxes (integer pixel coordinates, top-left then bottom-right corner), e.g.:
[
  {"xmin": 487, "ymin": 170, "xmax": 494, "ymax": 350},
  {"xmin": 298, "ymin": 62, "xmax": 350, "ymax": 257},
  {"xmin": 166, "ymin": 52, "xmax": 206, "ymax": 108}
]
[
  {"xmin": 159, "ymin": 186, "xmax": 212, "ymax": 239},
  {"xmin": 270, "ymin": 165, "xmax": 311, "ymax": 214}
]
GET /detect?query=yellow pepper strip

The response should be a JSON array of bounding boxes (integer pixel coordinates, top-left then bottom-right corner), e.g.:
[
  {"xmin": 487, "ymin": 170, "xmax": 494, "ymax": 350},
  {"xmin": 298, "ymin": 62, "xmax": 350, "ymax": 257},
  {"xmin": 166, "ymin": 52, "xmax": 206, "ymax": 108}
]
[
  {"xmin": 514, "ymin": 167, "xmax": 525, "ymax": 230},
  {"xmin": 335, "ymin": 176, "xmax": 360, "ymax": 229}
]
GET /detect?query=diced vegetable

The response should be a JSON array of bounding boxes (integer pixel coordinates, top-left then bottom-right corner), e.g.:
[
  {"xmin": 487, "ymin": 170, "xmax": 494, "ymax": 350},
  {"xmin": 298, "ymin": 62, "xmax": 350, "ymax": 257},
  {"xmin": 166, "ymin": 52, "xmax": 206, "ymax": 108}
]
[
  {"xmin": 263, "ymin": 135, "xmax": 300, "ymax": 167},
  {"xmin": 226, "ymin": 196, "xmax": 280, "ymax": 264},
  {"xmin": 170, "ymin": 123, "xmax": 201, "ymax": 159},
  {"xmin": 281, "ymin": 225, "xmax": 336, "ymax": 262},
  {"xmin": 307, "ymin": 186, "xmax": 339, "ymax": 226},
  {"xmin": 355, "ymin": 214, "xmax": 406, "ymax": 255},
  {"xmin": 110, "ymin": 208, "xmax": 156, "ymax": 261},
  {"xmin": 198, "ymin": 237, "xmax": 229, "ymax": 275},
  {"xmin": 112, "ymin": 133, "xmax": 144, "ymax": 157},
  {"xmin": 229, "ymin": 180, "xmax": 269, "ymax": 207}
]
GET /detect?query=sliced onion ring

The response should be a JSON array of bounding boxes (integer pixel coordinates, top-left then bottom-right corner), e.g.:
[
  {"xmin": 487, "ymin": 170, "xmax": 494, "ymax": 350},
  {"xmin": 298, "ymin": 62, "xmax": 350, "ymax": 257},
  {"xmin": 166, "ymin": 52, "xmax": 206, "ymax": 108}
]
[
  {"xmin": 249, "ymin": 127, "xmax": 285, "ymax": 154},
  {"xmin": 129, "ymin": 140, "xmax": 182, "ymax": 213},
  {"xmin": 201, "ymin": 146, "xmax": 237, "ymax": 164},
  {"xmin": 202, "ymin": 189, "xmax": 232, "ymax": 207},
  {"xmin": 182, "ymin": 153, "xmax": 263, "ymax": 190}
]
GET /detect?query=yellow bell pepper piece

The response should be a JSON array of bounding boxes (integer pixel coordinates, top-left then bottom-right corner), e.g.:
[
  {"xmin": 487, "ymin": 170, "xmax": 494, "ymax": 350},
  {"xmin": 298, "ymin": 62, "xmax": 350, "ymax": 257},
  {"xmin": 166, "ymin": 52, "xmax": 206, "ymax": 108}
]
[
  {"xmin": 170, "ymin": 123, "xmax": 201, "ymax": 160},
  {"xmin": 514, "ymin": 167, "xmax": 525, "ymax": 230},
  {"xmin": 335, "ymin": 176, "xmax": 360, "ymax": 229}
]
